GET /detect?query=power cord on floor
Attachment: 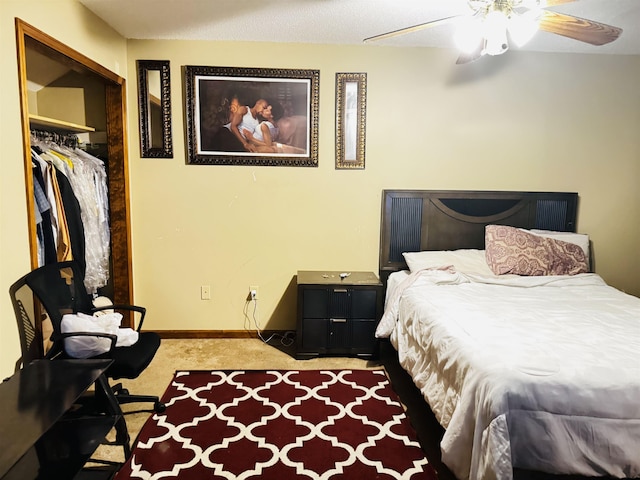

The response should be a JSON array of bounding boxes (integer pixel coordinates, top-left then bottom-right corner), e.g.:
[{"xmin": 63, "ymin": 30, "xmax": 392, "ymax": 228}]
[{"xmin": 243, "ymin": 297, "xmax": 295, "ymax": 347}]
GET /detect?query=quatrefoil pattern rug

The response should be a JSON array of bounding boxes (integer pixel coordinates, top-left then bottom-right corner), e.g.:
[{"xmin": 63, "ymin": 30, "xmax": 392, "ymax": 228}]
[{"xmin": 115, "ymin": 369, "xmax": 436, "ymax": 480}]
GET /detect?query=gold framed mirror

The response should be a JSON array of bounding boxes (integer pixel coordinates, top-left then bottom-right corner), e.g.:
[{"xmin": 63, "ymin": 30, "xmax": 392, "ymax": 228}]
[
  {"xmin": 137, "ymin": 60, "xmax": 172, "ymax": 158},
  {"xmin": 335, "ymin": 72, "xmax": 367, "ymax": 169}
]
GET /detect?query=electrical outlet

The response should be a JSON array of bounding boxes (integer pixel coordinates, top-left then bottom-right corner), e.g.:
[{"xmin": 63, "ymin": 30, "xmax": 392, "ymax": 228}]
[
  {"xmin": 201, "ymin": 285, "xmax": 211, "ymax": 300},
  {"xmin": 250, "ymin": 285, "xmax": 259, "ymax": 300}
]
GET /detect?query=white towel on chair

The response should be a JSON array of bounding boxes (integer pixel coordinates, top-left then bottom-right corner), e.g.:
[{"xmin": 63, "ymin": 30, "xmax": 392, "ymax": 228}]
[{"xmin": 61, "ymin": 312, "xmax": 139, "ymax": 358}]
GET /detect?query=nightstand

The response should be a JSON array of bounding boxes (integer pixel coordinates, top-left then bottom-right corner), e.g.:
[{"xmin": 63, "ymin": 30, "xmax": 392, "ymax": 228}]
[{"xmin": 296, "ymin": 270, "xmax": 383, "ymax": 359}]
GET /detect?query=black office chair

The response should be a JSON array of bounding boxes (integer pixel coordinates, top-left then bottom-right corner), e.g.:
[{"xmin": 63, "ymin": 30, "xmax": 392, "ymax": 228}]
[{"xmin": 9, "ymin": 260, "xmax": 165, "ymax": 412}]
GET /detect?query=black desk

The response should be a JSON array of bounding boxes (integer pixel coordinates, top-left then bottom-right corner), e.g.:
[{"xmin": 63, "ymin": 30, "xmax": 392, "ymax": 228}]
[{"xmin": 0, "ymin": 359, "xmax": 129, "ymax": 480}]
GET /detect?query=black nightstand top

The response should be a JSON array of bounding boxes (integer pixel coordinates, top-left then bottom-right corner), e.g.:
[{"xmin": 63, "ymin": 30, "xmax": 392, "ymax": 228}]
[{"xmin": 297, "ymin": 270, "xmax": 382, "ymax": 286}]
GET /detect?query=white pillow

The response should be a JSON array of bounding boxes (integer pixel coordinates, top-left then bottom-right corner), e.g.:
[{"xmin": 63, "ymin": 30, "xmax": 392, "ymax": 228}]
[
  {"xmin": 402, "ymin": 249, "xmax": 495, "ymax": 276},
  {"xmin": 528, "ymin": 229, "xmax": 590, "ymax": 267}
]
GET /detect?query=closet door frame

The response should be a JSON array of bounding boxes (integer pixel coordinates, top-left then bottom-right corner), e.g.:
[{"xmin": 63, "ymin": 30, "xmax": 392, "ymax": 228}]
[{"xmin": 15, "ymin": 19, "xmax": 134, "ymax": 327}]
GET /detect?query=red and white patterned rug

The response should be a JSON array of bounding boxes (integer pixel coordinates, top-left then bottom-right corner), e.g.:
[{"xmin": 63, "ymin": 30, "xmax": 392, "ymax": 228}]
[{"xmin": 115, "ymin": 369, "xmax": 437, "ymax": 479}]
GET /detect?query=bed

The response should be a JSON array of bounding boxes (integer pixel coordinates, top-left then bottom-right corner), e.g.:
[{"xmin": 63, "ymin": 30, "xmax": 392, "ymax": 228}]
[{"xmin": 376, "ymin": 190, "xmax": 640, "ymax": 480}]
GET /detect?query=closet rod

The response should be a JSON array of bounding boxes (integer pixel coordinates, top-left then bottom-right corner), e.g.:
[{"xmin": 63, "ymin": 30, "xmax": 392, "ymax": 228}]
[{"xmin": 30, "ymin": 128, "xmax": 80, "ymax": 149}]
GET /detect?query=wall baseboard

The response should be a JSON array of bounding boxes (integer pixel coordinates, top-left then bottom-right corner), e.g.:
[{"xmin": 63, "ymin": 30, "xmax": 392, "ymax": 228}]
[{"xmin": 154, "ymin": 330, "xmax": 291, "ymax": 339}]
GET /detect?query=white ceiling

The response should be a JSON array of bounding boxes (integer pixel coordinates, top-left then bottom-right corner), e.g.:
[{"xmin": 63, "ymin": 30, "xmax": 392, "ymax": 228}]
[{"xmin": 78, "ymin": 0, "xmax": 640, "ymax": 55}]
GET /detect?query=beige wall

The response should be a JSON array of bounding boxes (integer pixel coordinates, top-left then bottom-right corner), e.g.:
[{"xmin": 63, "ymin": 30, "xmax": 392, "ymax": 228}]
[
  {"xmin": 1, "ymin": 0, "xmax": 639, "ymax": 379},
  {"xmin": 127, "ymin": 40, "xmax": 640, "ymax": 337},
  {"xmin": 0, "ymin": 0, "xmax": 127, "ymax": 379}
]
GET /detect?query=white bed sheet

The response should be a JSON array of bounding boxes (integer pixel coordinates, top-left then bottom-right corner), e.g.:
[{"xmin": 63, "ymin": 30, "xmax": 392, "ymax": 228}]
[{"xmin": 379, "ymin": 270, "xmax": 640, "ymax": 480}]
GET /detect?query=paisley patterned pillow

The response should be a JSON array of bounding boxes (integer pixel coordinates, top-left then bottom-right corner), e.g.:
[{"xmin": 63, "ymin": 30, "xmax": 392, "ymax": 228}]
[{"xmin": 485, "ymin": 225, "xmax": 588, "ymax": 276}]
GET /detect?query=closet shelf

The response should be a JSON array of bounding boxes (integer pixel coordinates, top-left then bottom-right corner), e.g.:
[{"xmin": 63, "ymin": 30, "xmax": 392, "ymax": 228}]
[{"xmin": 29, "ymin": 114, "xmax": 96, "ymax": 133}]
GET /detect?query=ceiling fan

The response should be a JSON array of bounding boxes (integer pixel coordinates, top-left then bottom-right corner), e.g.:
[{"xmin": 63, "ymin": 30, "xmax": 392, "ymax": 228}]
[{"xmin": 363, "ymin": 0, "xmax": 623, "ymax": 64}]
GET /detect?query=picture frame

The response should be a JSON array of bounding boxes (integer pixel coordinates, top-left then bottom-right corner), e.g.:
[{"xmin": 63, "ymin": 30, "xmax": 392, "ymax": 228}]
[
  {"xmin": 137, "ymin": 60, "xmax": 173, "ymax": 158},
  {"xmin": 335, "ymin": 72, "xmax": 367, "ymax": 169},
  {"xmin": 184, "ymin": 65, "xmax": 319, "ymax": 166}
]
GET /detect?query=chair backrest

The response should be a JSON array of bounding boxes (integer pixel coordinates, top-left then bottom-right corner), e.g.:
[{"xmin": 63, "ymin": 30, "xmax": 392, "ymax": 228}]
[
  {"xmin": 12, "ymin": 262, "xmax": 94, "ymax": 360},
  {"xmin": 9, "ymin": 275, "xmax": 45, "ymax": 367}
]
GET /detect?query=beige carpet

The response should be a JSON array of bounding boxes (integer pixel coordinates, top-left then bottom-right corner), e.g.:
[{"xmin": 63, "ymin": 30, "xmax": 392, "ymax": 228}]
[{"xmin": 96, "ymin": 338, "xmax": 382, "ymax": 463}]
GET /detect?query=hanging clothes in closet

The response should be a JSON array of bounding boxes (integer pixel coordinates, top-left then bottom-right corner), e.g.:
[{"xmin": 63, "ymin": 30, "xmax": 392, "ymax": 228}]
[{"xmin": 30, "ymin": 130, "xmax": 110, "ymax": 294}]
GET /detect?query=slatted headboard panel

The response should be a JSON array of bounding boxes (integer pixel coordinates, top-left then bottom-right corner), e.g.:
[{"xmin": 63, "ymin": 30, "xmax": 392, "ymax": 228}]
[{"xmin": 379, "ymin": 190, "xmax": 578, "ymax": 284}]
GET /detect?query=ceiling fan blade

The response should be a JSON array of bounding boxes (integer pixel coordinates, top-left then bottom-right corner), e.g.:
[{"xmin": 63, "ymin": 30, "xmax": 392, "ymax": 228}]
[
  {"xmin": 539, "ymin": 0, "xmax": 577, "ymax": 6},
  {"xmin": 538, "ymin": 11, "xmax": 623, "ymax": 46},
  {"xmin": 363, "ymin": 16, "xmax": 460, "ymax": 43},
  {"xmin": 456, "ymin": 40, "xmax": 485, "ymax": 64}
]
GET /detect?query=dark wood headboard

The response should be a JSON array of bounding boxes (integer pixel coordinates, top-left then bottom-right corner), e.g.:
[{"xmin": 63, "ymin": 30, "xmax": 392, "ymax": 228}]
[{"xmin": 379, "ymin": 190, "xmax": 578, "ymax": 284}]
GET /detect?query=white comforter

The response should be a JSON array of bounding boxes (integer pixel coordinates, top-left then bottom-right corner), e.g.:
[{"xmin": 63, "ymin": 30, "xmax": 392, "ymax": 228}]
[{"xmin": 377, "ymin": 270, "xmax": 640, "ymax": 480}]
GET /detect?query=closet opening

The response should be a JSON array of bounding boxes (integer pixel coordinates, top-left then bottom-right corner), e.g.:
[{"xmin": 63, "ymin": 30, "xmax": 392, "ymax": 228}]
[{"xmin": 16, "ymin": 19, "xmax": 134, "ymax": 326}]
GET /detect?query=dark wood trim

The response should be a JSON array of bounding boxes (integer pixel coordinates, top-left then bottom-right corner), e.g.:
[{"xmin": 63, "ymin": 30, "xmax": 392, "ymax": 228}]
[
  {"xmin": 106, "ymin": 81, "xmax": 133, "ymax": 319},
  {"xmin": 154, "ymin": 330, "xmax": 290, "ymax": 339}
]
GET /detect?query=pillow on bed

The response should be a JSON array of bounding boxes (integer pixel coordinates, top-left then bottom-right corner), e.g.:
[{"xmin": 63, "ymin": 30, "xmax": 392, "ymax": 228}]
[
  {"xmin": 485, "ymin": 225, "xmax": 589, "ymax": 276},
  {"xmin": 529, "ymin": 229, "xmax": 590, "ymax": 268},
  {"xmin": 403, "ymin": 249, "xmax": 495, "ymax": 276}
]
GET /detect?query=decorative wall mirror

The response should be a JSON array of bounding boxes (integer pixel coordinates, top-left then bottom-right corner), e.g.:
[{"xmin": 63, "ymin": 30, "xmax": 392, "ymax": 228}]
[
  {"xmin": 137, "ymin": 60, "xmax": 172, "ymax": 158},
  {"xmin": 335, "ymin": 72, "xmax": 367, "ymax": 169}
]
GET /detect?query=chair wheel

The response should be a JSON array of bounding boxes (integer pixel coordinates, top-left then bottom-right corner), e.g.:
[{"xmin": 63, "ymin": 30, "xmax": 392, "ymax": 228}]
[
  {"xmin": 154, "ymin": 401, "xmax": 166, "ymax": 413},
  {"xmin": 118, "ymin": 388, "xmax": 129, "ymax": 396}
]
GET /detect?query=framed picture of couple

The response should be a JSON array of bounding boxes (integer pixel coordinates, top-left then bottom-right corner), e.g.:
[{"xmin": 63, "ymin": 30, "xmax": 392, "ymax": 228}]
[{"xmin": 184, "ymin": 65, "xmax": 319, "ymax": 166}]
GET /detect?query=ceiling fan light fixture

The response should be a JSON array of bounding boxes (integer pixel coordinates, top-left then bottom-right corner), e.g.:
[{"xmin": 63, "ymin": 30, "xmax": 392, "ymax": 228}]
[
  {"xmin": 508, "ymin": 9, "xmax": 541, "ymax": 46},
  {"xmin": 483, "ymin": 10, "xmax": 509, "ymax": 55},
  {"xmin": 454, "ymin": 16, "xmax": 485, "ymax": 53}
]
